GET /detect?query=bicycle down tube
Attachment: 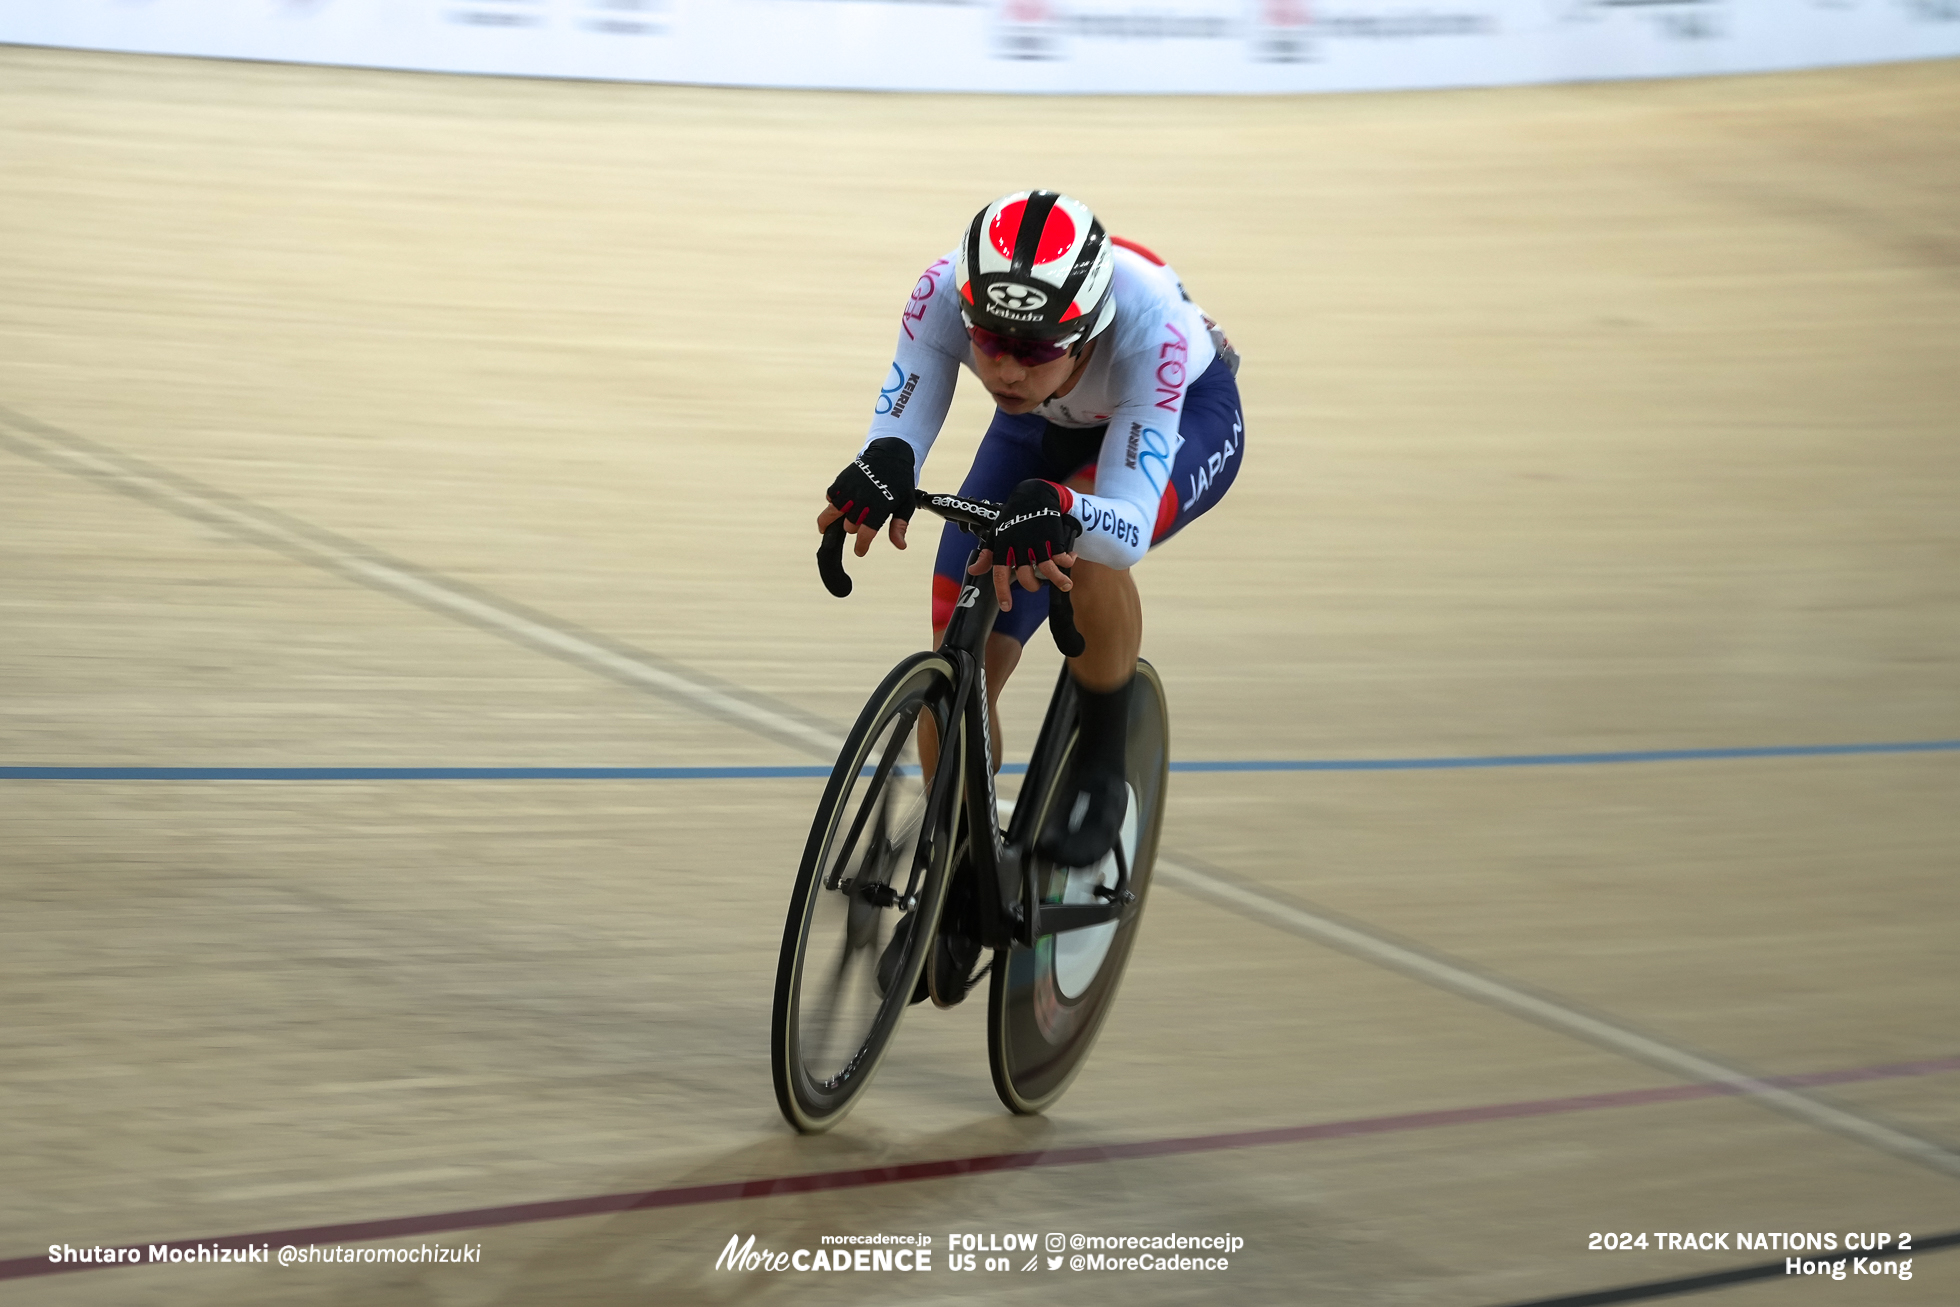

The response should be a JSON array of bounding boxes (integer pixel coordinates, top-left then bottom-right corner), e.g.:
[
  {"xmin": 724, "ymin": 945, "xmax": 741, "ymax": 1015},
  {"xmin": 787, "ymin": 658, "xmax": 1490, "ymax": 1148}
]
[{"xmin": 917, "ymin": 490, "xmax": 1128, "ymax": 952}]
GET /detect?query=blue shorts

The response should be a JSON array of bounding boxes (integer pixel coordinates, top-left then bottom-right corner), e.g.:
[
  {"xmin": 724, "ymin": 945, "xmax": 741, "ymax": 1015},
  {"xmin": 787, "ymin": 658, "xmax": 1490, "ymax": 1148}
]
[{"xmin": 931, "ymin": 353, "xmax": 1244, "ymax": 644}]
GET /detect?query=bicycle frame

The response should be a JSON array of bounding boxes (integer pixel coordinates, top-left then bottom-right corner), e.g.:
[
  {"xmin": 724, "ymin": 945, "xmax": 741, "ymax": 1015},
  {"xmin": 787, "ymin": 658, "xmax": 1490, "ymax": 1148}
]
[{"xmin": 915, "ymin": 493, "xmax": 1134, "ymax": 953}]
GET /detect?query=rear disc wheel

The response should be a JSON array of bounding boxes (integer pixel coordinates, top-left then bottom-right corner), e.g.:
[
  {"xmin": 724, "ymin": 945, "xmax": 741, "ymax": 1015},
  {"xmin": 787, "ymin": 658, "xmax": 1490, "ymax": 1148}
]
[{"xmin": 987, "ymin": 659, "xmax": 1168, "ymax": 1115}]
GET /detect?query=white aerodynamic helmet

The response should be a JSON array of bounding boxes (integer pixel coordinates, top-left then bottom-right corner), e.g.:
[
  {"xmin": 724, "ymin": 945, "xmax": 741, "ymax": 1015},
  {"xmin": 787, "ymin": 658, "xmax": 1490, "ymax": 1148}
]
[{"xmin": 955, "ymin": 190, "xmax": 1116, "ymax": 347}]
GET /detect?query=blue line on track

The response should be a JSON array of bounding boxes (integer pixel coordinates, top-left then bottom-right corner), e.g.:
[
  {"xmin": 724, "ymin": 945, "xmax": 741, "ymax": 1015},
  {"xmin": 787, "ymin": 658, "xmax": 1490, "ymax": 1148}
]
[
  {"xmin": 2, "ymin": 740, "xmax": 1956, "ymax": 781},
  {"xmin": 0, "ymin": 766, "xmax": 837, "ymax": 781},
  {"xmin": 1167, "ymin": 739, "xmax": 1960, "ymax": 771}
]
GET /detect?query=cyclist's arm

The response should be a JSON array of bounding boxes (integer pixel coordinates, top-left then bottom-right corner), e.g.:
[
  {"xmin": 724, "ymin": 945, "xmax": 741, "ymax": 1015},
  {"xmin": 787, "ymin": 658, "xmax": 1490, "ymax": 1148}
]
[
  {"xmin": 859, "ymin": 254, "xmax": 964, "ymax": 470},
  {"xmin": 1066, "ymin": 305, "xmax": 1217, "ymax": 568},
  {"xmin": 1060, "ymin": 427, "xmax": 1159, "ymax": 570}
]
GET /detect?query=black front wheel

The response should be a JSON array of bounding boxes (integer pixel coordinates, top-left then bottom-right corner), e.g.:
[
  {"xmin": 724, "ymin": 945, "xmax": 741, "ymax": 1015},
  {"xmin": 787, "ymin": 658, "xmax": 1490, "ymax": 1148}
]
[
  {"xmin": 772, "ymin": 652, "xmax": 962, "ymax": 1133},
  {"xmin": 987, "ymin": 658, "xmax": 1169, "ymax": 1115}
]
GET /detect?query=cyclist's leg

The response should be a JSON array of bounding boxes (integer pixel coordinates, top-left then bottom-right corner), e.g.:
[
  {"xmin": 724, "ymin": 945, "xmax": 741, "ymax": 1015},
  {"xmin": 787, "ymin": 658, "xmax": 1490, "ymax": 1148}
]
[
  {"xmin": 1040, "ymin": 357, "xmax": 1245, "ymax": 863},
  {"xmin": 1061, "ymin": 560, "xmax": 1141, "ymax": 692},
  {"xmin": 1048, "ymin": 358, "xmax": 1243, "ymax": 687},
  {"xmin": 924, "ymin": 627, "xmax": 1021, "ymax": 776},
  {"xmin": 1066, "ymin": 355, "xmax": 1244, "ymax": 682}
]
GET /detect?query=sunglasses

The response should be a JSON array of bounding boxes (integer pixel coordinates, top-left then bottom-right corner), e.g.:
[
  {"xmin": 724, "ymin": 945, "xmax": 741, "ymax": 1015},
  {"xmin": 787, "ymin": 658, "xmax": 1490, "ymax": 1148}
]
[{"xmin": 967, "ymin": 325, "xmax": 1079, "ymax": 367}]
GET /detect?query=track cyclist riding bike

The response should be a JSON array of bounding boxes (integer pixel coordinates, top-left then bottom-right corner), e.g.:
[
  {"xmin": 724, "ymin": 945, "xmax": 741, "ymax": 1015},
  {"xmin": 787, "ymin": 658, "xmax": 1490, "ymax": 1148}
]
[{"xmin": 817, "ymin": 189, "xmax": 1246, "ymax": 973}]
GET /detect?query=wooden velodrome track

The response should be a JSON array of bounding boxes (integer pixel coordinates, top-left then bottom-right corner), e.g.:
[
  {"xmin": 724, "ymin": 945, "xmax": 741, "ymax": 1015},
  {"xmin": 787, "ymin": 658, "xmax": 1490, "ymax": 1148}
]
[{"xmin": 2, "ymin": 42, "xmax": 1957, "ymax": 1306}]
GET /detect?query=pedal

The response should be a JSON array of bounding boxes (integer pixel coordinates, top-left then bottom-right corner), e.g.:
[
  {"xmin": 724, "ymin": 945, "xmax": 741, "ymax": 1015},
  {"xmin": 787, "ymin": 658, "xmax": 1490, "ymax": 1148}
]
[
  {"xmin": 845, "ymin": 879, "xmax": 916, "ymax": 911},
  {"xmin": 928, "ymin": 931, "xmax": 986, "ymax": 1009},
  {"xmin": 1092, "ymin": 885, "xmax": 1136, "ymax": 905}
]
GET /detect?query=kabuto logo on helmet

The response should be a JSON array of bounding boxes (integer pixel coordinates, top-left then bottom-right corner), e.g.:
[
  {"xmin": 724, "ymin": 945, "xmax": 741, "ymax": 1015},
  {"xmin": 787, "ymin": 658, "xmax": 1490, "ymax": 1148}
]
[
  {"xmin": 988, "ymin": 282, "xmax": 1049, "ymax": 312},
  {"xmin": 957, "ymin": 189, "xmax": 1116, "ymax": 345}
]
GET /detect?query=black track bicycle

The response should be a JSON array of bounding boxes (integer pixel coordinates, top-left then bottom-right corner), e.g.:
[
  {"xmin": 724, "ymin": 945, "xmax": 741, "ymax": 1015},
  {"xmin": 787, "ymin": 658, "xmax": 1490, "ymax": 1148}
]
[{"xmin": 770, "ymin": 492, "xmax": 1169, "ymax": 1133}]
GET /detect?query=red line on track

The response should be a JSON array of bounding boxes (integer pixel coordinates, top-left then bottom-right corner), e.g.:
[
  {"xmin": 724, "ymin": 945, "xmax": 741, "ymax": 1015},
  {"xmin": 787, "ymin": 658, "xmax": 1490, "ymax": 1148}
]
[{"xmin": 8, "ymin": 1055, "xmax": 1956, "ymax": 1282}]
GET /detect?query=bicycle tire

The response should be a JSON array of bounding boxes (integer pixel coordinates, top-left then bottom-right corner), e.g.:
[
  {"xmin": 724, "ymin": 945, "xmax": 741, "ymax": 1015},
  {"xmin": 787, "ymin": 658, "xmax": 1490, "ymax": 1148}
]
[
  {"xmin": 771, "ymin": 651, "xmax": 962, "ymax": 1133},
  {"xmin": 987, "ymin": 658, "xmax": 1169, "ymax": 1115}
]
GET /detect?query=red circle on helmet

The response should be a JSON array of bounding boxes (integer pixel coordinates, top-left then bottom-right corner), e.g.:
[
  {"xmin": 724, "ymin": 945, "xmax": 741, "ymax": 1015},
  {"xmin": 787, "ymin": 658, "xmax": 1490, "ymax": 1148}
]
[
  {"xmin": 989, "ymin": 198, "xmax": 1078, "ymax": 266},
  {"xmin": 988, "ymin": 200, "xmax": 1026, "ymax": 260},
  {"xmin": 1034, "ymin": 206, "xmax": 1076, "ymax": 264}
]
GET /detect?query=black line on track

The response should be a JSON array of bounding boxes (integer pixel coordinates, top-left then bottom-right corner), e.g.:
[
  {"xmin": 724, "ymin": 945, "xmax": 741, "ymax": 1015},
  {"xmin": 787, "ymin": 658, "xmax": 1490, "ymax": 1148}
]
[{"xmin": 1484, "ymin": 1229, "xmax": 1960, "ymax": 1307}]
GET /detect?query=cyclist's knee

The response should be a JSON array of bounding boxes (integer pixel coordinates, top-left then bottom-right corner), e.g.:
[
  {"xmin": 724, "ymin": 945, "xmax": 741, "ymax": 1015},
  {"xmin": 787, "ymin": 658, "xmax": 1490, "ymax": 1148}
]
[
  {"xmin": 984, "ymin": 632, "xmax": 1022, "ymax": 689},
  {"xmin": 1069, "ymin": 558, "xmax": 1140, "ymax": 608}
]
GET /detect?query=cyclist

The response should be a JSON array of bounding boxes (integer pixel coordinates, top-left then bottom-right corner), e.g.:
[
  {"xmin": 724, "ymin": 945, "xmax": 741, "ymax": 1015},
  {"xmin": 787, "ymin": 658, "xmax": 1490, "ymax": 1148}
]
[{"xmin": 820, "ymin": 189, "xmax": 1244, "ymax": 872}]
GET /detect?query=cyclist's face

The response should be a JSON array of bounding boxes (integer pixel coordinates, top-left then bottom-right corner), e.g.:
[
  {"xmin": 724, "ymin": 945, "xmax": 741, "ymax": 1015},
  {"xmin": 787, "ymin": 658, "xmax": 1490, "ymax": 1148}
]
[{"xmin": 970, "ymin": 338, "xmax": 1085, "ymax": 414}]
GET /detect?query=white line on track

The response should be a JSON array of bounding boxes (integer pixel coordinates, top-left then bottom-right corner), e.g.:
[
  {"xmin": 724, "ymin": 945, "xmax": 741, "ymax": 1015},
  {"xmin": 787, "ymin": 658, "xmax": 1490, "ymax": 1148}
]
[
  {"xmin": 0, "ymin": 409, "xmax": 847, "ymax": 760},
  {"xmin": 1156, "ymin": 856, "xmax": 1960, "ymax": 1181},
  {"xmin": 8, "ymin": 405, "xmax": 1953, "ymax": 1184}
]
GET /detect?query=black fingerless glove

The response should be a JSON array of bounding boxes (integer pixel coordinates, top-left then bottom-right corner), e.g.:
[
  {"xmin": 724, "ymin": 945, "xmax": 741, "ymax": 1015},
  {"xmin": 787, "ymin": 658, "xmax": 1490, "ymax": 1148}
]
[
  {"xmin": 826, "ymin": 437, "xmax": 916, "ymax": 531},
  {"xmin": 994, "ymin": 478, "xmax": 1081, "ymax": 571}
]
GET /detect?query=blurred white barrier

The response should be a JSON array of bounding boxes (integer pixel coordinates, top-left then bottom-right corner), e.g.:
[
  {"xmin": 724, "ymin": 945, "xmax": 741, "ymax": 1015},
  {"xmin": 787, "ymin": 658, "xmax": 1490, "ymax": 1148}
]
[{"xmin": 2, "ymin": 0, "xmax": 1957, "ymax": 94}]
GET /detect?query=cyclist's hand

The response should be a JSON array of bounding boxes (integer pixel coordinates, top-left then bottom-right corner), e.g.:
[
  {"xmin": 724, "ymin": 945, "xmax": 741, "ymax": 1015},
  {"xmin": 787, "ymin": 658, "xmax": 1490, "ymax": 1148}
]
[
  {"xmin": 819, "ymin": 502, "xmax": 909, "ymax": 556},
  {"xmin": 966, "ymin": 547, "xmax": 1076, "ymax": 611},
  {"xmin": 969, "ymin": 479, "xmax": 1080, "ymax": 611},
  {"xmin": 820, "ymin": 437, "xmax": 915, "ymax": 557}
]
